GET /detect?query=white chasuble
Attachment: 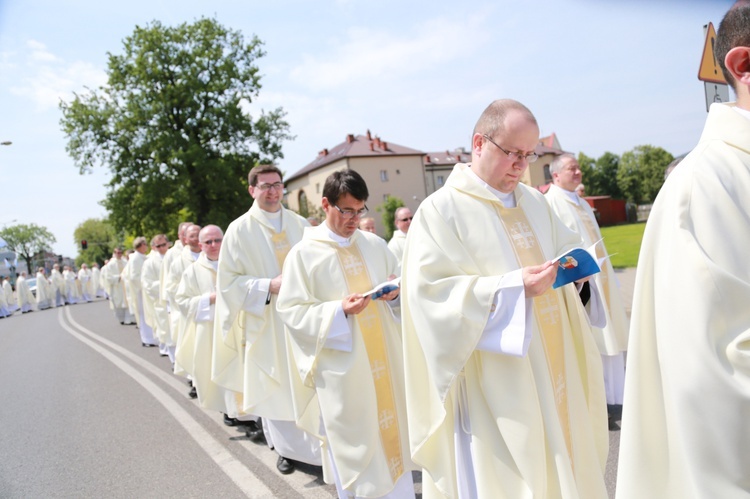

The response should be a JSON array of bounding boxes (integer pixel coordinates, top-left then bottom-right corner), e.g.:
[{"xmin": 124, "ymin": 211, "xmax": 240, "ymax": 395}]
[
  {"xmin": 401, "ymin": 163, "xmax": 608, "ymax": 499},
  {"xmin": 213, "ymin": 203, "xmax": 312, "ymax": 421},
  {"xmin": 277, "ymin": 225, "xmax": 416, "ymax": 498},
  {"xmin": 546, "ymin": 184, "xmax": 629, "ymax": 355},
  {"xmin": 617, "ymin": 103, "xmax": 750, "ymax": 499}
]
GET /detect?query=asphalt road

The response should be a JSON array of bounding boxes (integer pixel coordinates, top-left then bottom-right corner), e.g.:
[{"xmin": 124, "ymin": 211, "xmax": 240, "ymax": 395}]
[
  {"xmin": 0, "ymin": 300, "xmax": 338, "ymax": 499},
  {"xmin": 0, "ymin": 275, "xmax": 636, "ymax": 498}
]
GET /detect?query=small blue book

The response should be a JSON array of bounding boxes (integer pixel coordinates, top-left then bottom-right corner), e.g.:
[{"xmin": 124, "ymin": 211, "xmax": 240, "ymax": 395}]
[{"xmin": 552, "ymin": 240, "xmax": 608, "ymax": 289}]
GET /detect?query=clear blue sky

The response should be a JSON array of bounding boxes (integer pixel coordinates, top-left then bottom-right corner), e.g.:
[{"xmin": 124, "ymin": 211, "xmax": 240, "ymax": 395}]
[{"xmin": 0, "ymin": 0, "xmax": 734, "ymax": 258}]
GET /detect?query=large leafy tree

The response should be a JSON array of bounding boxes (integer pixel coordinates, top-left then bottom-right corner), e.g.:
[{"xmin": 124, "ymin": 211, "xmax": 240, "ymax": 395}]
[
  {"xmin": 576, "ymin": 152, "xmax": 598, "ymax": 194},
  {"xmin": 60, "ymin": 18, "xmax": 292, "ymax": 236},
  {"xmin": 73, "ymin": 218, "xmax": 119, "ymax": 267},
  {"xmin": 596, "ymin": 152, "xmax": 623, "ymax": 199},
  {"xmin": 617, "ymin": 145, "xmax": 674, "ymax": 204},
  {"xmin": 0, "ymin": 223, "xmax": 56, "ymax": 275}
]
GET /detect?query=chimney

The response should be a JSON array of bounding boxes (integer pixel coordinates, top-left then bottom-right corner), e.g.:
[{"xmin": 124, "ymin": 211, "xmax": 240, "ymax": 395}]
[
  {"xmin": 425, "ymin": 155, "xmax": 431, "ymax": 164},
  {"xmin": 382, "ymin": 141, "xmax": 388, "ymax": 150},
  {"xmin": 366, "ymin": 129, "xmax": 372, "ymax": 140},
  {"xmin": 376, "ymin": 137, "xmax": 382, "ymax": 148},
  {"xmin": 346, "ymin": 134, "xmax": 354, "ymax": 143},
  {"xmin": 319, "ymin": 148, "xmax": 329, "ymax": 157},
  {"xmin": 369, "ymin": 143, "xmax": 374, "ymax": 151}
]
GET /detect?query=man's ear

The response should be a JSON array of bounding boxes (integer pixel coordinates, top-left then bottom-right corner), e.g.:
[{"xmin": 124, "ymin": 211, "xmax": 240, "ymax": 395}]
[
  {"xmin": 472, "ymin": 133, "xmax": 484, "ymax": 157},
  {"xmin": 321, "ymin": 197, "xmax": 330, "ymax": 210},
  {"xmin": 724, "ymin": 46, "xmax": 750, "ymax": 85}
]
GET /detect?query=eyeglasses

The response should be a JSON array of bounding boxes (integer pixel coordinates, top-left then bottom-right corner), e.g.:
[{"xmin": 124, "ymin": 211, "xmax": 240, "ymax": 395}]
[
  {"xmin": 256, "ymin": 182, "xmax": 284, "ymax": 192},
  {"xmin": 201, "ymin": 238, "xmax": 223, "ymax": 245},
  {"xmin": 155, "ymin": 242, "xmax": 169, "ymax": 249},
  {"xmin": 399, "ymin": 216, "xmax": 413, "ymax": 222},
  {"xmin": 483, "ymin": 134, "xmax": 538, "ymax": 163},
  {"xmin": 333, "ymin": 204, "xmax": 368, "ymax": 219}
]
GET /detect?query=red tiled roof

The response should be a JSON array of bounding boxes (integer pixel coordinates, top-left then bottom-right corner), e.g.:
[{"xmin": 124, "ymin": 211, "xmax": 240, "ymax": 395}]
[{"xmin": 286, "ymin": 130, "xmax": 424, "ymax": 183}]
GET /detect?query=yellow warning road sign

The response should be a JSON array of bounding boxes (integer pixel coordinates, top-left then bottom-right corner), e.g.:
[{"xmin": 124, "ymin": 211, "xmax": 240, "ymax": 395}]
[{"xmin": 698, "ymin": 22, "xmax": 727, "ymax": 84}]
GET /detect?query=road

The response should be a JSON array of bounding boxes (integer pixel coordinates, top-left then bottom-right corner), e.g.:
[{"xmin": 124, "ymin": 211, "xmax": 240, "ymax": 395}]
[
  {"xmin": 0, "ymin": 270, "xmax": 636, "ymax": 498},
  {"xmin": 0, "ymin": 300, "xmax": 338, "ymax": 498}
]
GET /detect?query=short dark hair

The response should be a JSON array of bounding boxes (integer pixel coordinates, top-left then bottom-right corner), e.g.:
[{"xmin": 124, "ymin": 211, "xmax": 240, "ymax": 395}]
[
  {"xmin": 716, "ymin": 1, "xmax": 750, "ymax": 89},
  {"xmin": 248, "ymin": 165, "xmax": 283, "ymax": 187},
  {"xmin": 322, "ymin": 169, "xmax": 369, "ymax": 206}
]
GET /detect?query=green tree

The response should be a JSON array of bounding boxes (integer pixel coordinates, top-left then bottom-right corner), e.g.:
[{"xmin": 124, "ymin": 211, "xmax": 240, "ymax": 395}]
[
  {"xmin": 73, "ymin": 218, "xmax": 119, "ymax": 267},
  {"xmin": 0, "ymin": 223, "xmax": 56, "ymax": 275},
  {"xmin": 577, "ymin": 152, "xmax": 598, "ymax": 194},
  {"xmin": 617, "ymin": 145, "xmax": 673, "ymax": 204},
  {"xmin": 60, "ymin": 18, "xmax": 292, "ymax": 237},
  {"xmin": 376, "ymin": 195, "xmax": 405, "ymax": 240},
  {"xmin": 596, "ymin": 152, "xmax": 623, "ymax": 199}
]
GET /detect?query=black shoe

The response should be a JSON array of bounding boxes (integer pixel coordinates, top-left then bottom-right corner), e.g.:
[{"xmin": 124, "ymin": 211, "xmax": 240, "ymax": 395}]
[
  {"xmin": 276, "ymin": 456, "xmax": 295, "ymax": 475},
  {"xmin": 245, "ymin": 420, "xmax": 266, "ymax": 443},
  {"xmin": 142, "ymin": 343, "xmax": 158, "ymax": 347},
  {"xmin": 188, "ymin": 386, "xmax": 197, "ymax": 399},
  {"xmin": 223, "ymin": 414, "xmax": 238, "ymax": 427},
  {"xmin": 608, "ymin": 417, "xmax": 621, "ymax": 431}
]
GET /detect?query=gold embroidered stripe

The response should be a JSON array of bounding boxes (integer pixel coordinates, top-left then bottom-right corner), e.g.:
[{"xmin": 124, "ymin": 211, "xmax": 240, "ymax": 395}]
[
  {"xmin": 336, "ymin": 245, "xmax": 404, "ymax": 483},
  {"xmin": 270, "ymin": 231, "xmax": 292, "ymax": 271},
  {"xmin": 496, "ymin": 205, "xmax": 573, "ymax": 462},
  {"xmin": 574, "ymin": 204, "xmax": 613, "ymax": 309}
]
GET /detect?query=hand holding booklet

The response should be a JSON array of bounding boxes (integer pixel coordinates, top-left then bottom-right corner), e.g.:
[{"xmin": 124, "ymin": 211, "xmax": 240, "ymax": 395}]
[
  {"xmin": 552, "ymin": 239, "xmax": 611, "ymax": 289},
  {"xmin": 363, "ymin": 277, "xmax": 401, "ymax": 299}
]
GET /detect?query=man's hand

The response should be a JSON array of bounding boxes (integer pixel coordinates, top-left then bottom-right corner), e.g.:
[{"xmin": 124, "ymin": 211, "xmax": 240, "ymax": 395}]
[
  {"xmin": 375, "ymin": 273, "xmax": 400, "ymax": 301},
  {"xmin": 342, "ymin": 293, "xmax": 371, "ymax": 316},
  {"xmin": 522, "ymin": 261, "xmax": 558, "ymax": 298},
  {"xmin": 269, "ymin": 274, "xmax": 283, "ymax": 295},
  {"xmin": 209, "ymin": 292, "xmax": 216, "ymax": 305}
]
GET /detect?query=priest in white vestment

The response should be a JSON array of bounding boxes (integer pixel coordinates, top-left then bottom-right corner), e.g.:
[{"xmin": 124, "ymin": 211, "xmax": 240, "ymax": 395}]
[
  {"xmin": 160, "ymin": 222, "xmax": 189, "ymax": 363},
  {"xmin": 15, "ymin": 272, "xmax": 35, "ymax": 313},
  {"xmin": 91, "ymin": 263, "xmax": 105, "ymax": 298},
  {"xmin": 35, "ymin": 268, "xmax": 53, "ymax": 310},
  {"xmin": 277, "ymin": 169, "xmax": 417, "ymax": 498},
  {"xmin": 386, "ymin": 207, "xmax": 412, "ymax": 264},
  {"xmin": 50, "ymin": 264, "xmax": 65, "ymax": 307},
  {"xmin": 214, "ymin": 165, "xmax": 320, "ymax": 475},
  {"xmin": 103, "ymin": 249, "xmax": 135, "ymax": 325},
  {"xmin": 62, "ymin": 266, "xmax": 80, "ymax": 305},
  {"xmin": 175, "ymin": 225, "xmax": 238, "ymax": 417},
  {"xmin": 617, "ymin": 8, "xmax": 750, "ymax": 497},
  {"xmin": 0, "ymin": 281, "xmax": 10, "ymax": 318},
  {"xmin": 78, "ymin": 264, "xmax": 93, "ymax": 302},
  {"xmin": 141, "ymin": 234, "xmax": 173, "ymax": 360},
  {"xmin": 3, "ymin": 276, "xmax": 17, "ymax": 314},
  {"xmin": 169, "ymin": 224, "xmax": 201, "ymax": 377},
  {"xmin": 401, "ymin": 99, "xmax": 609, "ymax": 499},
  {"xmin": 123, "ymin": 237, "xmax": 157, "ymax": 347},
  {"xmin": 546, "ymin": 154, "xmax": 629, "ymax": 428}
]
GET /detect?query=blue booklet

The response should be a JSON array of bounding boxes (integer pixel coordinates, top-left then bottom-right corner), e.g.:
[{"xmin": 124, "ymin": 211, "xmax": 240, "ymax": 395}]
[
  {"xmin": 363, "ymin": 277, "xmax": 401, "ymax": 299},
  {"xmin": 552, "ymin": 240, "xmax": 607, "ymax": 289}
]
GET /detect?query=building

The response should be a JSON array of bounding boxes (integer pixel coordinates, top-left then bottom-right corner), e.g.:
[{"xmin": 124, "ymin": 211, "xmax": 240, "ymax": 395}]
[
  {"xmin": 284, "ymin": 130, "xmax": 428, "ymax": 236},
  {"xmin": 283, "ymin": 131, "xmax": 566, "ymax": 236}
]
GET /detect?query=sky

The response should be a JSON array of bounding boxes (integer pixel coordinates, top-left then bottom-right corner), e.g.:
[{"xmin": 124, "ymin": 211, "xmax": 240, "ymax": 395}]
[{"xmin": 0, "ymin": 0, "xmax": 735, "ymax": 259}]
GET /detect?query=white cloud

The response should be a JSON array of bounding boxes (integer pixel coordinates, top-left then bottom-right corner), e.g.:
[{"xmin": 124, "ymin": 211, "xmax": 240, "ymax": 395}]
[
  {"xmin": 8, "ymin": 40, "xmax": 107, "ymax": 112},
  {"xmin": 289, "ymin": 14, "xmax": 489, "ymax": 91}
]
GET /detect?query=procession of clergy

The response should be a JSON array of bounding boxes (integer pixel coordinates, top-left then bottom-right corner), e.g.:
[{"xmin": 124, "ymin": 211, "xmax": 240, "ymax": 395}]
[
  {"xmin": 0, "ymin": 262, "xmax": 106, "ymax": 318},
  {"xmin": 51, "ymin": 100, "xmax": 633, "ymax": 498},
  {"xmin": 7, "ymin": 9, "xmax": 749, "ymax": 493}
]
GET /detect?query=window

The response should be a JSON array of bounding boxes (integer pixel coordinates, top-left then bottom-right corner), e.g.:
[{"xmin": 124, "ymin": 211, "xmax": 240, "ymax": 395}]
[
  {"xmin": 316, "ymin": 183, "xmax": 320, "ymax": 194},
  {"xmin": 543, "ymin": 164, "xmax": 552, "ymax": 183},
  {"xmin": 383, "ymin": 193, "xmax": 390, "ymax": 202},
  {"xmin": 380, "ymin": 170, "xmax": 389, "ymax": 182},
  {"xmin": 437, "ymin": 175, "xmax": 445, "ymax": 186},
  {"xmin": 298, "ymin": 190, "xmax": 309, "ymax": 218}
]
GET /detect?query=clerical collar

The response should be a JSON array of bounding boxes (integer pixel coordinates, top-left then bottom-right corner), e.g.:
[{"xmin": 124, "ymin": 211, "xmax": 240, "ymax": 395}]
[
  {"xmin": 559, "ymin": 186, "xmax": 580, "ymax": 205},
  {"xmin": 466, "ymin": 167, "xmax": 516, "ymax": 208},
  {"xmin": 208, "ymin": 259, "xmax": 218, "ymax": 270},
  {"xmin": 324, "ymin": 221, "xmax": 352, "ymax": 247},
  {"xmin": 190, "ymin": 250, "xmax": 200, "ymax": 260},
  {"xmin": 733, "ymin": 105, "xmax": 750, "ymax": 121},
  {"xmin": 261, "ymin": 207, "xmax": 283, "ymax": 232}
]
